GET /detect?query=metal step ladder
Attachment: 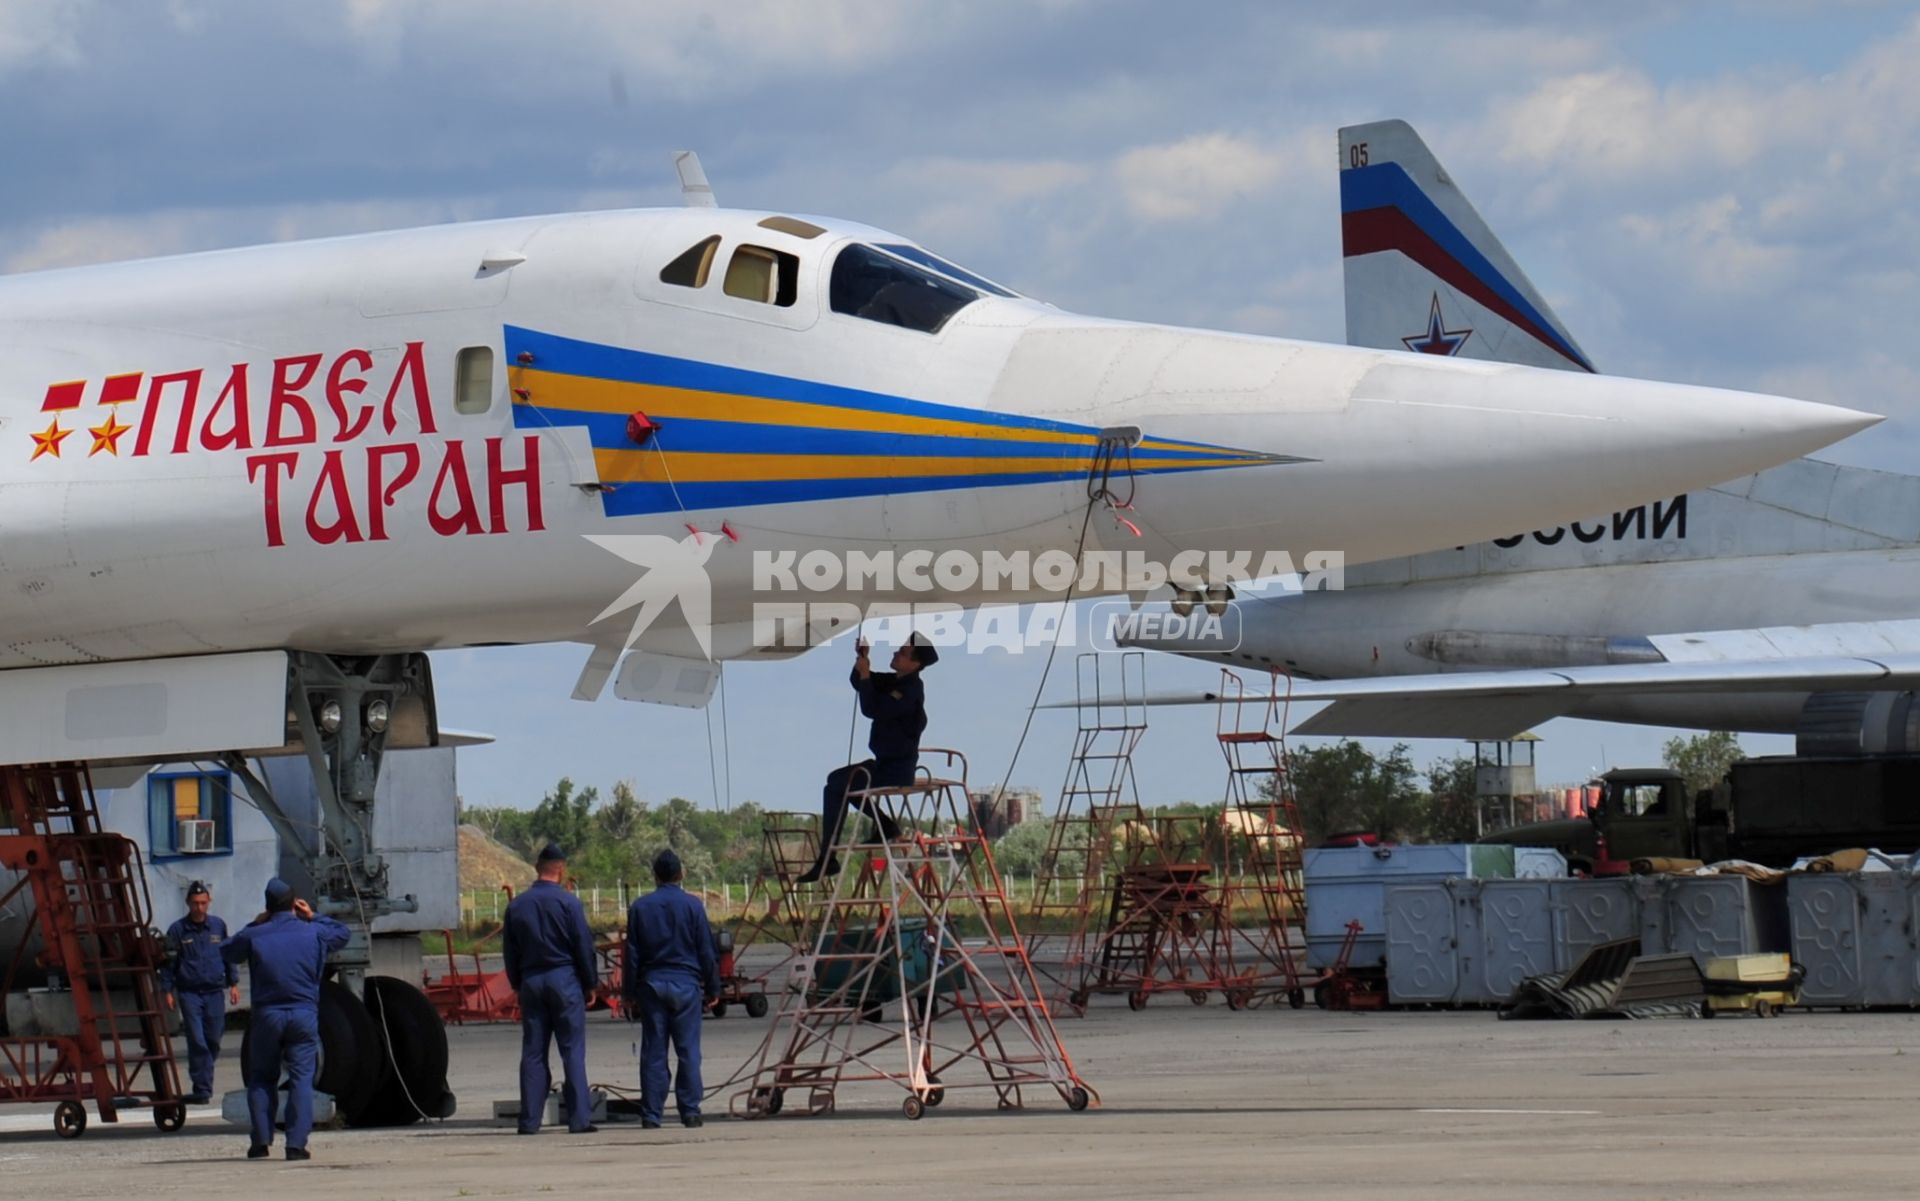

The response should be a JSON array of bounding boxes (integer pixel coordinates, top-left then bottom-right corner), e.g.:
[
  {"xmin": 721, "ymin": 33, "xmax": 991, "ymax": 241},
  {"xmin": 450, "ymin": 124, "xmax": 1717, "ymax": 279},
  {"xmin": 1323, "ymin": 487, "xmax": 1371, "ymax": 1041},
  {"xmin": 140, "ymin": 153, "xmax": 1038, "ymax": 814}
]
[
  {"xmin": 1215, "ymin": 669, "xmax": 1314, "ymax": 1007},
  {"xmin": 0, "ymin": 763, "xmax": 186, "ymax": 1137},
  {"xmin": 731, "ymin": 749, "xmax": 1095, "ymax": 1120}
]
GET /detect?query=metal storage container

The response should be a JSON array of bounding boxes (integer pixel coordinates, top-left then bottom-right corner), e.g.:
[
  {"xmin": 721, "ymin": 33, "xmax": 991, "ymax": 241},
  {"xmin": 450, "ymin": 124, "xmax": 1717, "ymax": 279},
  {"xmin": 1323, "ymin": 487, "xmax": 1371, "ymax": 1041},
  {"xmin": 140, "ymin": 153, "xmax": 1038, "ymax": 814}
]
[
  {"xmin": 1634, "ymin": 875, "xmax": 1788, "ymax": 965},
  {"xmin": 1787, "ymin": 872, "xmax": 1920, "ymax": 1008},
  {"xmin": 1513, "ymin": 848, "xmax": 1569, "ymax": 879},
  {"xmin": 1304, "ymin": 844, "xmax": 1514, "ymax": 969},
  {"xmin": 1556, "ymin": 878, "xmax": 1638, "ymax": 966},
  {"xmin": 1385, "ymin": 878, "xmax": 1556, "ymax": 1005}
]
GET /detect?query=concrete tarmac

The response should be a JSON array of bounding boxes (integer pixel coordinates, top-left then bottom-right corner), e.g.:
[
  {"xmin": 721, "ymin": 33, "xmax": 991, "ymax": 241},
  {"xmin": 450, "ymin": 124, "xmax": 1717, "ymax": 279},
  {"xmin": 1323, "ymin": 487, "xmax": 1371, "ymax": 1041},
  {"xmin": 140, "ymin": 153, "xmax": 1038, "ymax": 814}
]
[{"xmin": 2, "ymin": 999, "xmax": 1915, "ymax": 1200}]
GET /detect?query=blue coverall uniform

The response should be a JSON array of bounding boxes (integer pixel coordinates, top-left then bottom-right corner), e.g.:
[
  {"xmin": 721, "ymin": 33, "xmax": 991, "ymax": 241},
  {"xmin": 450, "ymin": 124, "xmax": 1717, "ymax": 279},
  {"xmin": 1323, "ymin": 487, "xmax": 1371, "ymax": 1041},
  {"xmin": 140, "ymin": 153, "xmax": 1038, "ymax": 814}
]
[
  {"xmin": 622, "ymin": 883, "xmax": 721, "ymax": 1124},
  {"xmin": 808, "ymin": 666, "xmax": 926, "ymax": 875},
  {"xmin": 220, "ymin": 911, "xmax": 351, "ymax": 1151},
  {"xmin": 501, "ymin": 879, "xmax": 598, "ymax": 1133},
  {"xmin": 160, "ymin": 913, "xmax": 239, "ymax": 1098}
]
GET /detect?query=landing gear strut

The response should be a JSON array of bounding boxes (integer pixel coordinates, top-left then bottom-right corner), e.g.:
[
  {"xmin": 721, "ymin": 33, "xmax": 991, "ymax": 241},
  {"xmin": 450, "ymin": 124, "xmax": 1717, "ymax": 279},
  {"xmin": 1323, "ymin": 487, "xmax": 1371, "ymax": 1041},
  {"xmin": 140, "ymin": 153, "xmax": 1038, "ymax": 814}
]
[{"xmin": 222, "ymin": 651, "xmax": 454, "ymax": 1126}]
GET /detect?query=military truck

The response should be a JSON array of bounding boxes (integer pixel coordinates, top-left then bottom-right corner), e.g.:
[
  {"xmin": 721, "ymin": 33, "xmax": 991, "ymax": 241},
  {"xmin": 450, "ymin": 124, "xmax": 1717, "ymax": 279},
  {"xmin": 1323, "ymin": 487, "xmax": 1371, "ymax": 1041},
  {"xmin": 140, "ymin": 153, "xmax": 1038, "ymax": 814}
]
[{"xmin": 1479, "ymin": 755, "xmax": 1920, "ymax": 871}]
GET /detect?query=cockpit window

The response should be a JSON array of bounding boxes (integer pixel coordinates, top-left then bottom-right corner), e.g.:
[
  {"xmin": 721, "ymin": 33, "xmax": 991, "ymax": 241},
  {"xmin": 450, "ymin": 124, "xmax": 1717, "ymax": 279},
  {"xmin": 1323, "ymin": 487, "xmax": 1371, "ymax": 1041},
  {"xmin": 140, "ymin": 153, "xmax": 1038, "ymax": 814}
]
[
  {"xmin": 875, "ymin": 243, "xmax": 1017, "ymax": 297},
  {"xmin": 723, "ymin": 244, "xmax": 798, "ymax": 307},
  {"xmin": 660, "ymin": 236, "xmax": 720, "ymax": 288},
  {"xmin": 830, "ymin": 244, "xmax": 978, "ymax": 334}
]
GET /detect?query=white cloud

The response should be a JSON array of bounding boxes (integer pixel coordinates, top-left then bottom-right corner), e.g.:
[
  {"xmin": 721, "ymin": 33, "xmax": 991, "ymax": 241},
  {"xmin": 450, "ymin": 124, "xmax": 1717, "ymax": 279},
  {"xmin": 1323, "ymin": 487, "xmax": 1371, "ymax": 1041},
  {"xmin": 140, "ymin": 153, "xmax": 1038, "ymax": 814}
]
[
  {"xmin": 1489, "ymin": 15, "xmax": 1920, "ymax": 182},
  {"xmin": 1113, "ymin": 132, "xmax": 1297, "ymax": 223},
  {"xmin": 2, "ymin": 198, "xmax": 500, "ymax": 274},
  {"xmin": 0, "ymin": 0, "xmax": 92, "ymax": 71}
]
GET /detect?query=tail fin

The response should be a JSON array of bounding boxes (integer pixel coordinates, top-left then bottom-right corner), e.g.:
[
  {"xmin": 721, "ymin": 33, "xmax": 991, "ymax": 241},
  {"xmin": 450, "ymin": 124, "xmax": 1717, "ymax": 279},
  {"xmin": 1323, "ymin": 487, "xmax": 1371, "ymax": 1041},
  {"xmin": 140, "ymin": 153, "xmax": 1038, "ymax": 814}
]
[{"xmin": 1339, "ymin": 119, "xmax": 1595, "ymax": 373}]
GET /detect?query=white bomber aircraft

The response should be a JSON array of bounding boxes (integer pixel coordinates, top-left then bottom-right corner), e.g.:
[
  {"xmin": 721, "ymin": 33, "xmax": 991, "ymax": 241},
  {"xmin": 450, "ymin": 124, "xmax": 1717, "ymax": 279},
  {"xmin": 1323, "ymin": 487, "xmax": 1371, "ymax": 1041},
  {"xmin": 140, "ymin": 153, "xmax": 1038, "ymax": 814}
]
[
  {"xmin": 0, "ymin": 155, "xmax": 1874, "ymax": 889},
  {"xmin": 1119, "ymin": 120, "xmax": 1920, "ymax": 752},
  {"xmin": 0, "ymin": 154, "xmax": 1880, "ymax": 1115}
]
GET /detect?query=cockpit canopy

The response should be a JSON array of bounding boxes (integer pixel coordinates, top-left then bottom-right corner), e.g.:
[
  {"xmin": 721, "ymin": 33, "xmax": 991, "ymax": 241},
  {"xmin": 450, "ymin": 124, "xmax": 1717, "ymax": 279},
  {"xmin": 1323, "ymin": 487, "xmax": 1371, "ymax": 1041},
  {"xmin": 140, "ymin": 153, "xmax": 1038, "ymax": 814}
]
[{"xmin": 656, "ymin": 221, "xmax": 1019, "ymax": 335}]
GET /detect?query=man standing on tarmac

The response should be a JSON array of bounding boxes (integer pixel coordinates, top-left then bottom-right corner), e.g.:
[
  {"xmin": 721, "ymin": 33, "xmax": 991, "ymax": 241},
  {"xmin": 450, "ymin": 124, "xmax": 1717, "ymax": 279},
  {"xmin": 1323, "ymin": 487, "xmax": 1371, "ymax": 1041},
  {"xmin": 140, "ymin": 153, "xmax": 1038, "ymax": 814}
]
[
  {"xmin": 795, "ymin": 632, "xmax": 938, "ymax": 884},
  {"xmin": 220, "ymin": 878, "xmax": 351, "ymax": 1162},
  {"xmin": 502, "ymin": 844, "xmax": 598, "ymax": 1135},
  {"xmin": 160, "ymin": 880, "xmax": 241, "ymax": 1104},
  {"xmin": 623, "ymin": 848, "xmax": 720, "ymax": 1129}
]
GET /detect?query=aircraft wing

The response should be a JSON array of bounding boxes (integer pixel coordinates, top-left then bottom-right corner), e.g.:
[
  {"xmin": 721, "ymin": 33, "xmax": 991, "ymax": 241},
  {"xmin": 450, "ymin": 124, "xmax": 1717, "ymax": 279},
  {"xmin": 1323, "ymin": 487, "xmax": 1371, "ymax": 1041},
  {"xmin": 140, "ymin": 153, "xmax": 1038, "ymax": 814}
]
[{"xmin": 1079, "ymin": 649, "xmax": 1920, "ymax": 739}]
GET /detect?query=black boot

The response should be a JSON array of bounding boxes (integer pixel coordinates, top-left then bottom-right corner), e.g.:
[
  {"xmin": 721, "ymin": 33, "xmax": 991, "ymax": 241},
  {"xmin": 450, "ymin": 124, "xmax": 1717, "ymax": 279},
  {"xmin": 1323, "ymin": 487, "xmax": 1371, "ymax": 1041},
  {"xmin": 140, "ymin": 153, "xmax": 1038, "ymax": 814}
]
[{"xmin": 793, "ymin": 854, "xmax": 841, "ymax": 885}]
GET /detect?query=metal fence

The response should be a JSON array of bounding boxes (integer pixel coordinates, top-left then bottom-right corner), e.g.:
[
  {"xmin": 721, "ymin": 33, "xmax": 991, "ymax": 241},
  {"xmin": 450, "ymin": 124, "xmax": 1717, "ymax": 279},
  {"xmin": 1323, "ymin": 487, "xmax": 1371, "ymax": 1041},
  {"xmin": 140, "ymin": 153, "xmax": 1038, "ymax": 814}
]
[{"xmin": 456, "ymin": 875, "xmax": 1054, "ymax": 926}]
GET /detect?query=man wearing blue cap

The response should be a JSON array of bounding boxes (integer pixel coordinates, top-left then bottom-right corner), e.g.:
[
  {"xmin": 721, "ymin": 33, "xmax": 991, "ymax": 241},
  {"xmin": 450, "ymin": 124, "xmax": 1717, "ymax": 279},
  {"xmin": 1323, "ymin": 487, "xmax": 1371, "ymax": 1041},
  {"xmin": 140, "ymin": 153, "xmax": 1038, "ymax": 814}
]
[
  {"xmin": 623, "ymin": 848, "xmax": 720, "ymax": 1128},
  {"xmin": 796, "ymin": 633, "xmax": 938, "ymax": 884},
  {"xmin": 160, "ymin": 880, "xmax": 241, "ymax": 1104},
  {"xmin": 221, "ymin": 878, "xmax": 351, "ymax": 1161},
  {"xmin": 502, "ymin": 843, "xmax": 598, "ymax": 1134}
]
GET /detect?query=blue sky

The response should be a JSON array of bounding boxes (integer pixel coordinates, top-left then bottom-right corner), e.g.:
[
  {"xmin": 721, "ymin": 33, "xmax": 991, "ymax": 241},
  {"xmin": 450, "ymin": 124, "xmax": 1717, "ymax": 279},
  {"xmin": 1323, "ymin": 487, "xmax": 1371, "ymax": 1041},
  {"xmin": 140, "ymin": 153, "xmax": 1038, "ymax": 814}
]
[{"xmin": 6, "ymin": 1, "xmax": 1917, "ymax": 812}]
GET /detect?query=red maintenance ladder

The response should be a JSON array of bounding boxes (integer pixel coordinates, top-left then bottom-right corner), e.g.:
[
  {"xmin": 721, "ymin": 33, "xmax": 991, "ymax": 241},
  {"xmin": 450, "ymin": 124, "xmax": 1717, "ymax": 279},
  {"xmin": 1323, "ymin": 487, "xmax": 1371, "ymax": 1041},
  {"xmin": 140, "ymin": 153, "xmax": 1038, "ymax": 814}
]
[
  {"xmin": 1214, "ymin": 669, "xmax": 1318, "ymax": 1008},
  {"xmin": 0, "ymin": 764, "xmax": 187, "ymax": 1137}
]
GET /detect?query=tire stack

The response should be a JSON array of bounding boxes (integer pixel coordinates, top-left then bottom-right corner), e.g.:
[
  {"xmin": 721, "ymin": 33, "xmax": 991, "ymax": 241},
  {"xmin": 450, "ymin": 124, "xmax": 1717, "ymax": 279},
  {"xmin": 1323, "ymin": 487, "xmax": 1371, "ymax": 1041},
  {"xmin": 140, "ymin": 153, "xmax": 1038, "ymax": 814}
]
[{"xmin": 240, "ymin": 976, "xmax": 451, "ymax": 1127}]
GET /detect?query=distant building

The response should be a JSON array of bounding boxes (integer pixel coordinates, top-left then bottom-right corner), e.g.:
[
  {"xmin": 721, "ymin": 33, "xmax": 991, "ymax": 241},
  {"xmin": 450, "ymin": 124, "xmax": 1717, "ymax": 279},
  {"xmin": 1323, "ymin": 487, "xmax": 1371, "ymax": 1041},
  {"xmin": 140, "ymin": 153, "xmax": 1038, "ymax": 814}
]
[{"xmin": 968, "ymin": 787, "xmax": 1043, "ymax": 839}]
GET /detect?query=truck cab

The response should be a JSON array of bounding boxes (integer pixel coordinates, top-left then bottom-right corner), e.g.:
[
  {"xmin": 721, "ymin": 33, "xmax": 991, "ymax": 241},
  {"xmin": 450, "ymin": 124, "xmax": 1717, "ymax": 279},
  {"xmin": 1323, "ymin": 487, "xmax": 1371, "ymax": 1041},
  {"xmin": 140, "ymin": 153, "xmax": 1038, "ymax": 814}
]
[{"xmin": 1481, "ymin": 768, "xmax": 1705, "ymax": 872}]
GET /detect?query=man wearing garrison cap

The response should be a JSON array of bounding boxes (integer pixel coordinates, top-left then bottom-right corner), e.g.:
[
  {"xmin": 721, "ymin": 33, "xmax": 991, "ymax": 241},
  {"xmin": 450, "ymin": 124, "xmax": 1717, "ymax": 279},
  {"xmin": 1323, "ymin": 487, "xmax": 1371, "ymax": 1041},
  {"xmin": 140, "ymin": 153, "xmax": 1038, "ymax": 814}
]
[
  {"xmin": 221, "ymin": 878, "xmax": 350, "ymax": 1161},
  {"xmin": 160, "ymin": 880, "xmax": 240, "ymax": 1104},
  {"xmin": 796, "ymin": 632, "xmax": 938, "ymax": 884},
  {"xmin": 501, "ymin": 844, "xmax": 599, "ymax": 1134}
]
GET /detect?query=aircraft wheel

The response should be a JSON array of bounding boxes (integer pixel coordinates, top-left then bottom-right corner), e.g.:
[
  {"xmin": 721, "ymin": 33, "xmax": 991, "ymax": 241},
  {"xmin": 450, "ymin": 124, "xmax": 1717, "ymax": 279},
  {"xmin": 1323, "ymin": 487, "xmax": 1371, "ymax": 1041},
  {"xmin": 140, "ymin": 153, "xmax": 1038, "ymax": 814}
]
[
  {"xmin": 354, "ymin": 977, "xmax": 452, "ymax": 1127},
  {"xmin": 244, "ymin": 980, "xmax": 388, "ymax": 1125}
]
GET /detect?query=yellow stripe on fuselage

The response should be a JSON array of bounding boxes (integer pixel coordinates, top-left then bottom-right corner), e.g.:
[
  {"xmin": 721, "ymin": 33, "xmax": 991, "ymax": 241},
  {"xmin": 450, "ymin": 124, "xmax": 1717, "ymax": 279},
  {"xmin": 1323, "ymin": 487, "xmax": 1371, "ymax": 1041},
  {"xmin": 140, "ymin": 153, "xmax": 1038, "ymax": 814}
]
[
  {"xmin": 592, "ymin": 447, "xmax": 1265, "ymax": 483},
  {"xmin": 518, "ymin": 368, "xmax": 1099, "ymax": 447}
]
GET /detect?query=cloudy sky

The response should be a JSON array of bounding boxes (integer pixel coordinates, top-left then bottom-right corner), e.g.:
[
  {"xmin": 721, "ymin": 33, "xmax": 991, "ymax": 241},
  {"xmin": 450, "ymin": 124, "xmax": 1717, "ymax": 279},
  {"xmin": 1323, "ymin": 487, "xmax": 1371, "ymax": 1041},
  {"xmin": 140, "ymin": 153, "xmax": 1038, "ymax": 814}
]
[{"xmin": 8, "ymin": 1, "xmax": 1917, "ymax": 820}]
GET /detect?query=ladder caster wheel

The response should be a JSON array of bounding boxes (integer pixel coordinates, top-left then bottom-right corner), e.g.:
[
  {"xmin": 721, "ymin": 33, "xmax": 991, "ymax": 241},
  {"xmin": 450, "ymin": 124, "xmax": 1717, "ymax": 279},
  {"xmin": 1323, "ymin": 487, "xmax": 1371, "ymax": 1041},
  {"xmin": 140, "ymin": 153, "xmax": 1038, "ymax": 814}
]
[
  {"xmin": 1315, "ymin": 987, "xmax": 1329, "ymax": 1010},
  {"xmin": 1223, "ymin": 990, "xmax": 1247, "ymax": 1012},
  {"xmin": 154, "ymin": 1102, "xmax": 186, "ymax": 1132},
  {"xmin": 1186, "ymin": 989, "xmax": 1209, "ymax": 1006},
  {"xmin": 1700, "ymin": 1002, "xmax": 1716, "ymax": 1020},
  {"xmin": 1066, "ymin": 1086, "xmax": 1091, "ymax": 1112},
  {"xmin": 1068, "ymin": 989, "xmax": 1090, "ymax": 1009},
  {"xmin": 55, "ymin": 1100, "xmax": 86, "ymax": 1138},
  {"xmin": 923, "ymin": 1087, "xmax": 945, "ymax": 1109},
  {"xmin": 767, "ymin": 1088, "xmax": 785, "ymax": 1115},
  {"xmin": 745, "ymin": 993, "xmax": 770, "ymax": 1019},
  {"xmin": 1126, "ymin": 990, "xmax": 1149, "ymax": 1011},
  {"xmin": 902, "ymin": 1095, "xmax": 926, "ymax": 1120},
  {"xmin": 1288, "ymin": 988, "xmax": 1306, "ymax": 1010},
  {"xmin": 710, "ymin": 1002, "xmax": 728, "ymax": 1019}
]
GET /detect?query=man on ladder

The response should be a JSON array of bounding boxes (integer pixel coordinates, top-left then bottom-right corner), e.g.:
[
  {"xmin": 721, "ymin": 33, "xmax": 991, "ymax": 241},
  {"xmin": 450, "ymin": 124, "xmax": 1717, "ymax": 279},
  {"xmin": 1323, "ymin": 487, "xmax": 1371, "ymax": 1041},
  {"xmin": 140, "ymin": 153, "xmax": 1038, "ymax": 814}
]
[{"xmin": 795, "ymin": 633, "xmax": 938, "ymax": 884}]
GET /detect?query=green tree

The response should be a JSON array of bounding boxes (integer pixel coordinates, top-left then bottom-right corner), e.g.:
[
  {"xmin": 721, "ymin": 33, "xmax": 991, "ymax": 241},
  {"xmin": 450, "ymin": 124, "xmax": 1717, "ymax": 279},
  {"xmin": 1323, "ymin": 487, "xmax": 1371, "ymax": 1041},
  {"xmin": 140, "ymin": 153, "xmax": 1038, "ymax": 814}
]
[
  {"xmin": 988, "ymin": 819, "xmax": 1060, "ymax": 877},
  {"xmin": 523, "ymin": 777, "xmax": 598, "ymax": 861},
  {"xmin": 1662, "ymin": 731, "xmax": 1744, "ymax": 793},
  {"xmin": 1423, "ymin": 753, "xmax": 1480, "ymax": 843},
  {"xmin": 1281, "ymin": 741, "xmax": 1427, "ymax": 843},
  {"xmin": 594, "ymin": 780, "xmax": 648, "ymax": 842}
]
